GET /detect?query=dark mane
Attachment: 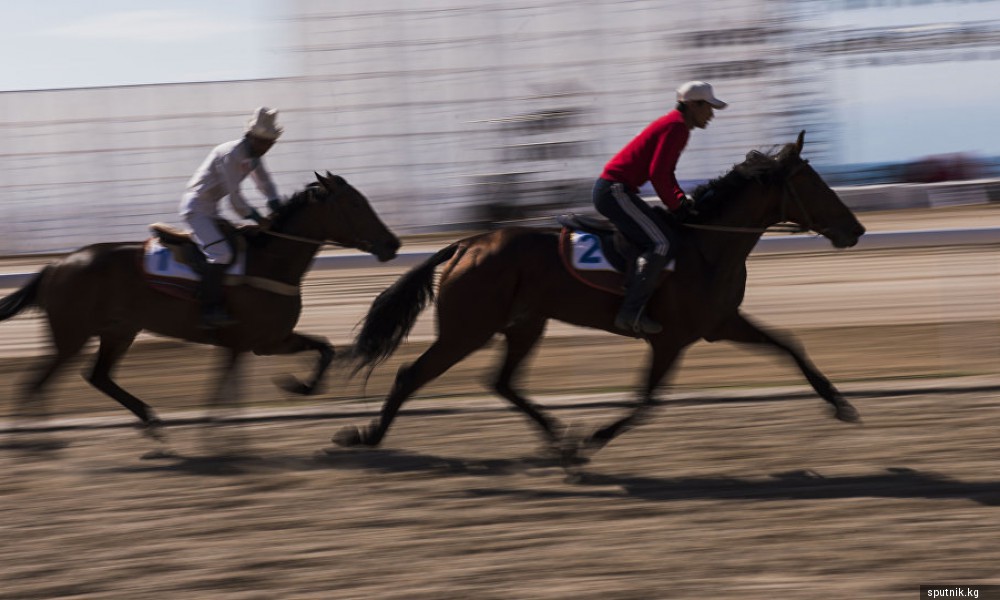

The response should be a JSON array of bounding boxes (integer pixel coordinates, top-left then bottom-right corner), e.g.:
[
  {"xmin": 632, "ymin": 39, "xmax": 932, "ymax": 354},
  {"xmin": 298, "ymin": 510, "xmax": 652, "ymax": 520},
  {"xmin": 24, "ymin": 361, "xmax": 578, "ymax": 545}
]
[
  {"xmin": 269, "ymin": 182, "xmax": 324, "ymax": 229},
  {"xmin": 691, "ymin": 142, "xmax": 798, "ymax": 212}
]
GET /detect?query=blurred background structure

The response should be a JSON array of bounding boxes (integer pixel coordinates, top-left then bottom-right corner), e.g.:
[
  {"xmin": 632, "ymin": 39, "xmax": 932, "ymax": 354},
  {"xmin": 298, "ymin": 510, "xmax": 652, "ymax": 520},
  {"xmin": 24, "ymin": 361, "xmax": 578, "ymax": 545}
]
[{"xmin": 0, "ymin": 0, "xmax": 999, "ymax": 253}]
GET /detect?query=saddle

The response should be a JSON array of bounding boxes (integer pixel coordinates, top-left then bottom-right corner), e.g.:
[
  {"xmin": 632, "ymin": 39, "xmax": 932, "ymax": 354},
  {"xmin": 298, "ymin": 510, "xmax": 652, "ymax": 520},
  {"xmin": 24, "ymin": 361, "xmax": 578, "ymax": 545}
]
[
  {"xmin": 140, "ymin": 222, "xmax": 304, "ymax": 301},
  {"xmin": 149, "ymin": 222, "xmax": 244, "ymax": 274},
  {"xmin": 556, "ymin": 213, "xmax": 676, "ymax": 296}
]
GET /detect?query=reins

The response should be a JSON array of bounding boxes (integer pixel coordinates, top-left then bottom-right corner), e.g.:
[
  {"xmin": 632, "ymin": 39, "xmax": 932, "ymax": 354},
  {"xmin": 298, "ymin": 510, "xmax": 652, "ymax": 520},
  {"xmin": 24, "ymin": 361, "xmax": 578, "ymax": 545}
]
[
  {"xmin": 260, "ymin": 228, "xmax": 351, "ymax": 248},
  {"xmin": 683, "ymin": 222, "xmax": 806, "ymax": 234}
]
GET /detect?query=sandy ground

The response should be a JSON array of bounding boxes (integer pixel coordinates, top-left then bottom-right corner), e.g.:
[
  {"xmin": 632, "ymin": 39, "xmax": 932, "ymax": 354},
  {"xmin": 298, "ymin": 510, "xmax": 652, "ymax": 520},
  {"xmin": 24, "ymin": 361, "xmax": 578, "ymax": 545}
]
[{"xmin": 1, "ymin": 204, "xmax": 1000, "ymax": 599}]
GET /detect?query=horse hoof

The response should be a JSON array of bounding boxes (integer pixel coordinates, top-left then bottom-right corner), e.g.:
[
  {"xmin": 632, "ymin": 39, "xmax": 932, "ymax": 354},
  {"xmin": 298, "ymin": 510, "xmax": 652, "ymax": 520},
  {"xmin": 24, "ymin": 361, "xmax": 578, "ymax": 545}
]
[
  {"xmin": 273, "ymin": 375, "xmax": 313, "ymax": 396},
  {"xmin": 332, "ymin": 425, "xmax": 364, "ymax": 447},
  {"xmin": 142, "ymin": 418, "xmax": 166, "ymax": 442},
  {"xmin": 834, "ymin": 402, "xmax": 861, "ymax": 423}
]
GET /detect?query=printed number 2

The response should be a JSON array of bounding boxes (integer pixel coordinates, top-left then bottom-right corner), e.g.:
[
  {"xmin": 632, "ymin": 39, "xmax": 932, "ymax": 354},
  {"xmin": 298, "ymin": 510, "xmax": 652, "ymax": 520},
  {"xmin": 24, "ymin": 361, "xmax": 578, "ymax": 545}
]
[{"xmin": 579, "ymin": 234, "xmax": 602, "ymax": 264}]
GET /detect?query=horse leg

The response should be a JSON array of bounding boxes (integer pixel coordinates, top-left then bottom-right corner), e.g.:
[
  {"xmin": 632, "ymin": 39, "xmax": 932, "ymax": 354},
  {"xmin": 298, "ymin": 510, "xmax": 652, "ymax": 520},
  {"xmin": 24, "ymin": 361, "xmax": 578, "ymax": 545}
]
[
  {"xmin": 706, "ymin": 311, "xmax": 860, "ymax": 422},
  {"xmin": 198, "ymin": 348, "xmax": 251, "ymax": 453},
  {"xmin": 254, "ymin": 332, "xmax": 334, "ymax": 395},
  {"xmin": 579, "ymin": 343, "xmax": 683, "ymax": 457},
  {"xmin": 87, "ymin": 331, "xmax": 164, "ymax": 440},
  {"xmin": 206, "ymin": 348, "xmax": 245, "ymax": 414},
  {"xmin": 333, "ymin": 333, "xmax": 494, "ymax": 448},
  {"xmin": 493, "ymin": 319, "xmax": 564, "ymax": 445},
  {"xmin": 17, "ymin": 328, "xmax": 91, "ymax": 422}
]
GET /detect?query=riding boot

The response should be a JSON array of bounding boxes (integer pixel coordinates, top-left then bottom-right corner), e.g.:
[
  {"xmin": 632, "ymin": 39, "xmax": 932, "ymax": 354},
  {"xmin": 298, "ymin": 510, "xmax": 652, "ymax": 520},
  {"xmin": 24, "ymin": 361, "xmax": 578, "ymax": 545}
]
[
  {"xmin": 199, "ymin": 263, "xmax": 236, "ymax": 329},
  {"xmin": 614, "ymin": 252, "xmax": 669, "ymax": 336}
]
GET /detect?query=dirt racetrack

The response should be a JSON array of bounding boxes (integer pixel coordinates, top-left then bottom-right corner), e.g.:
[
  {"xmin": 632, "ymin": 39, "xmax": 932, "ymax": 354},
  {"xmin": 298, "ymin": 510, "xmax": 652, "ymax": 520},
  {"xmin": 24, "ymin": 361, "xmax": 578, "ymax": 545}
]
[{"xmin": 2, "ymin": 206, "xmax": 1000, "ymax": 598}]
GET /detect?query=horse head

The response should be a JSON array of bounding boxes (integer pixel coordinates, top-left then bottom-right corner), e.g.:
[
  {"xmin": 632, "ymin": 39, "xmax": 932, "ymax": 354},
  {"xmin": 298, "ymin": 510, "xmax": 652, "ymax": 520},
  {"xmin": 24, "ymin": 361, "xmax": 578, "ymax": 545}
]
[
  {"xmin": 313, "ymin": 172, "xmax": 401, "ymax": 261},
  {"xmin": 773, "ymin": 131, "xmax": 866, "ymax": 248},
  {"xmin": 272, "ymin": 173, "xmax": 401, "ymax": 262},
  {"xmin": 693, "ymin": 132, "xmax": 865, "ymax": 249}
]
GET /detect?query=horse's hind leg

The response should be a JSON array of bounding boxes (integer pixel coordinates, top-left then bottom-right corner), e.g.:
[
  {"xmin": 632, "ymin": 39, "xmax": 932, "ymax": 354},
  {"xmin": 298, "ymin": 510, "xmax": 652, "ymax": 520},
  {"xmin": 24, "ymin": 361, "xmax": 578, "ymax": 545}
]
[
  {"xmin": 334, "ymin": 331, "xmax": 495, "ymax": 448},
  {"xmin": 706, "ymin": 311, "xmax": 859, "ymax": 422},
  {"xmin": 493, "ymin": 319, "xmax": 563, "ymax": 444},
  {"xmin": 17, "ymin": 328, "xmax": 91, "ymax": 421},
  {"xmin": 87, "ymin": 331, "xmax": 163, "ymax": 438},
  {"xmin": 578, "ymin": 342, "xmax": 683, "ymax": 458}
]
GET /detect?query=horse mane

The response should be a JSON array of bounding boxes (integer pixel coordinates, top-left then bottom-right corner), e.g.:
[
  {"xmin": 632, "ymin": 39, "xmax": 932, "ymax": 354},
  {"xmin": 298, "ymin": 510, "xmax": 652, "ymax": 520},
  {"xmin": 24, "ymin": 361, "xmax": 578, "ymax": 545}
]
[
  {"xmin": 268, "ymin": 175, "xmax": 352, "ymax": 230},
  {"xmin": 268, "ymin": 182, "xmax": 322, "ymax": 228},
  {"xmin": 691, "ymin": 142, "xmax": 799, "ymax": 214}
]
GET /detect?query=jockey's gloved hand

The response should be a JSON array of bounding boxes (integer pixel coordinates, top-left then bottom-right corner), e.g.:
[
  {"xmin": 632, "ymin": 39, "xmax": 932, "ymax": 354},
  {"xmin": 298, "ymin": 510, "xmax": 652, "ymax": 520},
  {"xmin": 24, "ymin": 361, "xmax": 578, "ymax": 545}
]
[{"xmin": 266, "ymin": 197, "xmax": 283, "ymax": 214}]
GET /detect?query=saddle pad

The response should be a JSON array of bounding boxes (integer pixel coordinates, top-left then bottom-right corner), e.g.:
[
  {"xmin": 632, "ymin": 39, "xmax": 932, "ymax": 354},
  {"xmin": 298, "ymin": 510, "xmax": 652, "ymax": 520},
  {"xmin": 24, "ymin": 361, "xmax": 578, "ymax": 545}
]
[
  {"xmin": 558, "ymin": 228, "xmax": 675, "ymax": 296},
  {"xmin": 570, "ymin": 231, "xmax": 617, "ymax": 271},
  {"xmin": 143, "ymin": 238, "xmax": 246, "ymax": 283}
]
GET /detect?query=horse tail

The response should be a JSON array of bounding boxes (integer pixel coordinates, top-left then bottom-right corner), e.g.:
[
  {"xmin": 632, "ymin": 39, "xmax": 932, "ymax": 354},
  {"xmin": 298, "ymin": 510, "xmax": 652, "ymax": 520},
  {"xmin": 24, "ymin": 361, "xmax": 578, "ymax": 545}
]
[
  {"xmin": 352, "ymin": 244, "xmax": 460, "ymax": 373},
  {"xmin": 0, "ymin": 270, "xmax": 44, "ymax": 322}
]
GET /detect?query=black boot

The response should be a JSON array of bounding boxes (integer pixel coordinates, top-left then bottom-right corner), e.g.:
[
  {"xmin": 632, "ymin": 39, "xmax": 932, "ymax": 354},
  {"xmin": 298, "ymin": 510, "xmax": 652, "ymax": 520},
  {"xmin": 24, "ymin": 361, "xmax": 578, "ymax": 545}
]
[
  {"xmin": 199, "ymin": 263, "xmax": 236, "ymax": 329},
  {"xmin": 614, "ymin": 252, "xmax": 669, "ymax": 336}
]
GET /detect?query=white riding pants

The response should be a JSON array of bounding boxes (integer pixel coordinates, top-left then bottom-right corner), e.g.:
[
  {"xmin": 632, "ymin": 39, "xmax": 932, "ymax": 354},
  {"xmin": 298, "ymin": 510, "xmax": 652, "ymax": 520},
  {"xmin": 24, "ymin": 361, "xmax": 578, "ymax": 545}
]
[{"xmin": 185, "ymin": 212, "xmax": 233, "ymax": 264}]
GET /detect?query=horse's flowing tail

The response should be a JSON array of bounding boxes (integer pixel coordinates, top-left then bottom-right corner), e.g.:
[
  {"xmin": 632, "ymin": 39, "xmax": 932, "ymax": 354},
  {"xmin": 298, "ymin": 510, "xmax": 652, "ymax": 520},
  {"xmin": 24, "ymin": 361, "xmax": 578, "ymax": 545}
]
[
  {"xmin": 0, "ymin": 271, "xmax": 43, "ymax": 322},
  {"xmin": 351, "ymin": 244, "xmax": 459, "ymax": 373}
]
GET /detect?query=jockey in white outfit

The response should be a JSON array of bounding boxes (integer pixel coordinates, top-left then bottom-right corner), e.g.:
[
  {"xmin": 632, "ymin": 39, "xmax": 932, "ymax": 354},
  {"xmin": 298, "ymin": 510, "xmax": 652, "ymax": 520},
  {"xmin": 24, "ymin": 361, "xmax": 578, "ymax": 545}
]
[{"xmin": 179, "ymin": 106, "xmax": 283, "ymax": 328}]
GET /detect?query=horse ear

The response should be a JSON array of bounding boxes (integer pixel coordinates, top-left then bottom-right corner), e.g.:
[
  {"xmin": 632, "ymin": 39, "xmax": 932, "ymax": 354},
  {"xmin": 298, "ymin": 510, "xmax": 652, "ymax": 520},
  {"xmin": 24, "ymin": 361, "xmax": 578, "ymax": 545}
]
[
  {"xmin": 314, "ymin": 171, "xmax": 326, "ymax": 185},
  {"xmin": 795, "ymin": 130, "xmax": 805, "ymax": 155}
]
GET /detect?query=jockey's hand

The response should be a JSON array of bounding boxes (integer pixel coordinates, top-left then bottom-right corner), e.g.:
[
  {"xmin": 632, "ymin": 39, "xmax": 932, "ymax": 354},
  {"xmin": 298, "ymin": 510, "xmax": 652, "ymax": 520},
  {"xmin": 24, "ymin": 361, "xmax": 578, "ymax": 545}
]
[
  {"xmin": 247, "ymin": 209, "xmax": 272, "ymax": 230},
  {"xmin": 266, "ymin": 198, "xmax": 283, "ymax": 214},
  {"xmin": 673, "ymin": 196, "xmax": 699, "ymax": 223}
]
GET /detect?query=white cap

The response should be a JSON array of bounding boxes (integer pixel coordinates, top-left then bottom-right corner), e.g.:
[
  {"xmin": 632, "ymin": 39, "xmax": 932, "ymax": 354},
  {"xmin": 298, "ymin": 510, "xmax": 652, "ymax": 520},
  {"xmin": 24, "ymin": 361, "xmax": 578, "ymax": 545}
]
[
  {"xmin": 676, "ymin": 81, "xmax": 727, "ymax": 109},
  {"xmin": 246, "ymin": 107, "xmax": 283, "ymax": 140}
]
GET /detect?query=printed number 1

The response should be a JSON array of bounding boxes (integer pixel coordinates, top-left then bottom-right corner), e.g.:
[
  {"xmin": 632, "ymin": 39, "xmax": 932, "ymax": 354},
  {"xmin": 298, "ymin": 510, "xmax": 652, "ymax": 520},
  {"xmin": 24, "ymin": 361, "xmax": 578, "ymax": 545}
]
[
  {"xmin": 156, "ymin": 248, "xmax": 170, "ymax": 272},
  {"xmin": 579, "ymin": 234, "xmax": 602, "ymax": 264}
]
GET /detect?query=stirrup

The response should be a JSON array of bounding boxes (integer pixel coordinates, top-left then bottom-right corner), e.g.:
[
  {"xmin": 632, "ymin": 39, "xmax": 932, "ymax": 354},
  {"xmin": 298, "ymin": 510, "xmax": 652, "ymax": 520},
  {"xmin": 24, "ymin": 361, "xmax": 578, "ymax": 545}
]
[
  {"xmin": 200, "ymin": 307, "xmax": 237, "ymax": 329},
  {"xmin": 614, "ymin": 311, "xmax": 662, "ymax": 336}
]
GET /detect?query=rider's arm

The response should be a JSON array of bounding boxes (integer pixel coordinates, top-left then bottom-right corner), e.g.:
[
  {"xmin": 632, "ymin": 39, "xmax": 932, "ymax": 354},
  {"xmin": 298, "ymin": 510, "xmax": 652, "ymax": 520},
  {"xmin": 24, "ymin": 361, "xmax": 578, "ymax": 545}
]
[
  {"xmin": 217, "ymin": 150, "xmax": 256, "ymax": 220},
  {"xmin": 249, "ymin": 160, "xmax": 280, "ymax": 205},
  {"xmin": 648, "ymin": 121, "xmax": 688, "ymax": 211}
]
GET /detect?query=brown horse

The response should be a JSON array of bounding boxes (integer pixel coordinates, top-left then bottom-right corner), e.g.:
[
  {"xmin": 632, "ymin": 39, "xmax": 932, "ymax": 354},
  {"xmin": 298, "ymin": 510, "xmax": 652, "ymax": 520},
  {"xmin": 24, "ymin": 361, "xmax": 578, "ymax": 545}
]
[
  {"xmin": 334, "ymin": 132, "xmax": 866, "ymax": 457},
  {"xmin": 0, "ymin": 172, "xmax": 399, "ymax": 438}
]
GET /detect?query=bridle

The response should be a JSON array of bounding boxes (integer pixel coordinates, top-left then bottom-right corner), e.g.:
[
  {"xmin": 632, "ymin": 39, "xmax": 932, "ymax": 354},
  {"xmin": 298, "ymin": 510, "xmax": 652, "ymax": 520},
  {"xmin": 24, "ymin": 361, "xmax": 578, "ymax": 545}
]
[{"xmin": 683, "ymin": 160, "xmax": 814, "ymax": 235}]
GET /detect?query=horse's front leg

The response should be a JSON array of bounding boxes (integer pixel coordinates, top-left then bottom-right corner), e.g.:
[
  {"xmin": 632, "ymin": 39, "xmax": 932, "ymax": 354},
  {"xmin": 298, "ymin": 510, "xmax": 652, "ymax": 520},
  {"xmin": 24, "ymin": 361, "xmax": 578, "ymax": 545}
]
[
  {"xmin": 254, "ymin": 332, "xmax": 335, "ymax": 395},
  {"xmin": 705, "ymin": 310, "xmax": 860, "ymax": 423}
]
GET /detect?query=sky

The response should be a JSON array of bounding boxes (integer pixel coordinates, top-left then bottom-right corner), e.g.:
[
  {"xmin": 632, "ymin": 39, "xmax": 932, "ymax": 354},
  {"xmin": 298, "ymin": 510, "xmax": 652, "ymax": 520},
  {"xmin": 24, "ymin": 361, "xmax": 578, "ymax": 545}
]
[
  {"xmin": 0, "ymin": 1, "xmax": 288, "ymax": 89},
  {"xmin": 822, "ymin": 1, "xmax": 1000, "ymax": 164},
  {"xmin": 1, "ymin": 1, "xmax": 998, "ymax": 165}
]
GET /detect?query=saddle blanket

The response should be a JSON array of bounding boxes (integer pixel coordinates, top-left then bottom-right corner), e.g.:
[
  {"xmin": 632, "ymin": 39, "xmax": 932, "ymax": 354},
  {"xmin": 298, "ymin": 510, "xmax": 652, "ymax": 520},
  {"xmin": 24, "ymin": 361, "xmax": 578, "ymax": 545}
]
[
  {"xmin": 143, "ymin": 238, "xmax": 246, "ymax": 283},
  {"xmin": 568, "ymin": 231, "xmax": 675, "ymax": 272}
]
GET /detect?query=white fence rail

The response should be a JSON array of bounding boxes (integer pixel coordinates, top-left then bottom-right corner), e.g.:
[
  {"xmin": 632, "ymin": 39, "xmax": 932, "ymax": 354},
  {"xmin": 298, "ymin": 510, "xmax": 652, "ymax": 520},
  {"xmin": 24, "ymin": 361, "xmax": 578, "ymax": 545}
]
[{"xmin": 1, "ymin": 226, "xmax": 998, "ymax": 289}]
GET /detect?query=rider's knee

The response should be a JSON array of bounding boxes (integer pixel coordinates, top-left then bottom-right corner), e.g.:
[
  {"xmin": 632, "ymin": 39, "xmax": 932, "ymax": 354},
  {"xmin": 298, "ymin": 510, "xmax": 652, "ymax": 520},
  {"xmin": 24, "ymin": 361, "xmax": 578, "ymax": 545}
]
[{"xmin": 204, "ymin": 243, "xmax": 234, "ymax": 265}]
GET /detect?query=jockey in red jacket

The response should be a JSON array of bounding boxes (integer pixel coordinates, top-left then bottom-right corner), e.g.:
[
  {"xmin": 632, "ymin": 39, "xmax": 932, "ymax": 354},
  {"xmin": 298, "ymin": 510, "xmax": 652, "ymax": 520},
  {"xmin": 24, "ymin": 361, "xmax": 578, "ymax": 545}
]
[{"xmin": 593, "ymin": 81, "xmax": 727, "ymax": 336}]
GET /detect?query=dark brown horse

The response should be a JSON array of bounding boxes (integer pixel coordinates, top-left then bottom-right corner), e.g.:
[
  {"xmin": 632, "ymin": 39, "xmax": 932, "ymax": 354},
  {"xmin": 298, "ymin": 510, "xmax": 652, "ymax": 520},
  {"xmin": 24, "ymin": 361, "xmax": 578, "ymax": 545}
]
[
  {"xmin": 334, "ymin": 132, "xmax": 866, "ymax": 457},
  {"xmin": 0, "ymin": 172, "xmax": 399, "ymax": 438}
]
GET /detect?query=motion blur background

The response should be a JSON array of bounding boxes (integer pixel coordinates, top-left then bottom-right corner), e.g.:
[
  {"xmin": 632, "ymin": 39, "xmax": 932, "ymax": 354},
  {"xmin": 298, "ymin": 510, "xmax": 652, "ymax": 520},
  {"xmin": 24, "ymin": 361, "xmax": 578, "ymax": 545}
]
[
  {"xmin": 4, "ymin": 4, "xmax": 1000, "ymax": 599},
  {"xmin": 1, "ymin": 0, "xmax": 999, "ymax": 252}
]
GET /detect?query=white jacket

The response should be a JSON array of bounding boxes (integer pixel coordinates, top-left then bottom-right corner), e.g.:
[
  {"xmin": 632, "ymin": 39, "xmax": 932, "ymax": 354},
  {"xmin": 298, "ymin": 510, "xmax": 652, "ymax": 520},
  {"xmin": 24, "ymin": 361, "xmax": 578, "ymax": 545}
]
[{"xmin": 180, "ymin": 138, "xmax": 279, "ymax": 219}]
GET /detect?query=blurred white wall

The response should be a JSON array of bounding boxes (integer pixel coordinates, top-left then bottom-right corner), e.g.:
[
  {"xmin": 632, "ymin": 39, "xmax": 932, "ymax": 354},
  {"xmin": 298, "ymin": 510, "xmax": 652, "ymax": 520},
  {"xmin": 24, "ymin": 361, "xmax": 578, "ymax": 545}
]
[{"xmin": 0, "ymin": 0, "xmax": 836, "ymax": 254}]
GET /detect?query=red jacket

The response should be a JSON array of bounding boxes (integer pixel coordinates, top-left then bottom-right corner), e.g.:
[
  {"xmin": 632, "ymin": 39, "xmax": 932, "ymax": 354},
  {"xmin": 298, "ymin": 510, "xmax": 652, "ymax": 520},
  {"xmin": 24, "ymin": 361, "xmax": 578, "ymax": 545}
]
[{"xmin": 600, "ymin": 109, "xmax": 690, "ymax": 210}]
